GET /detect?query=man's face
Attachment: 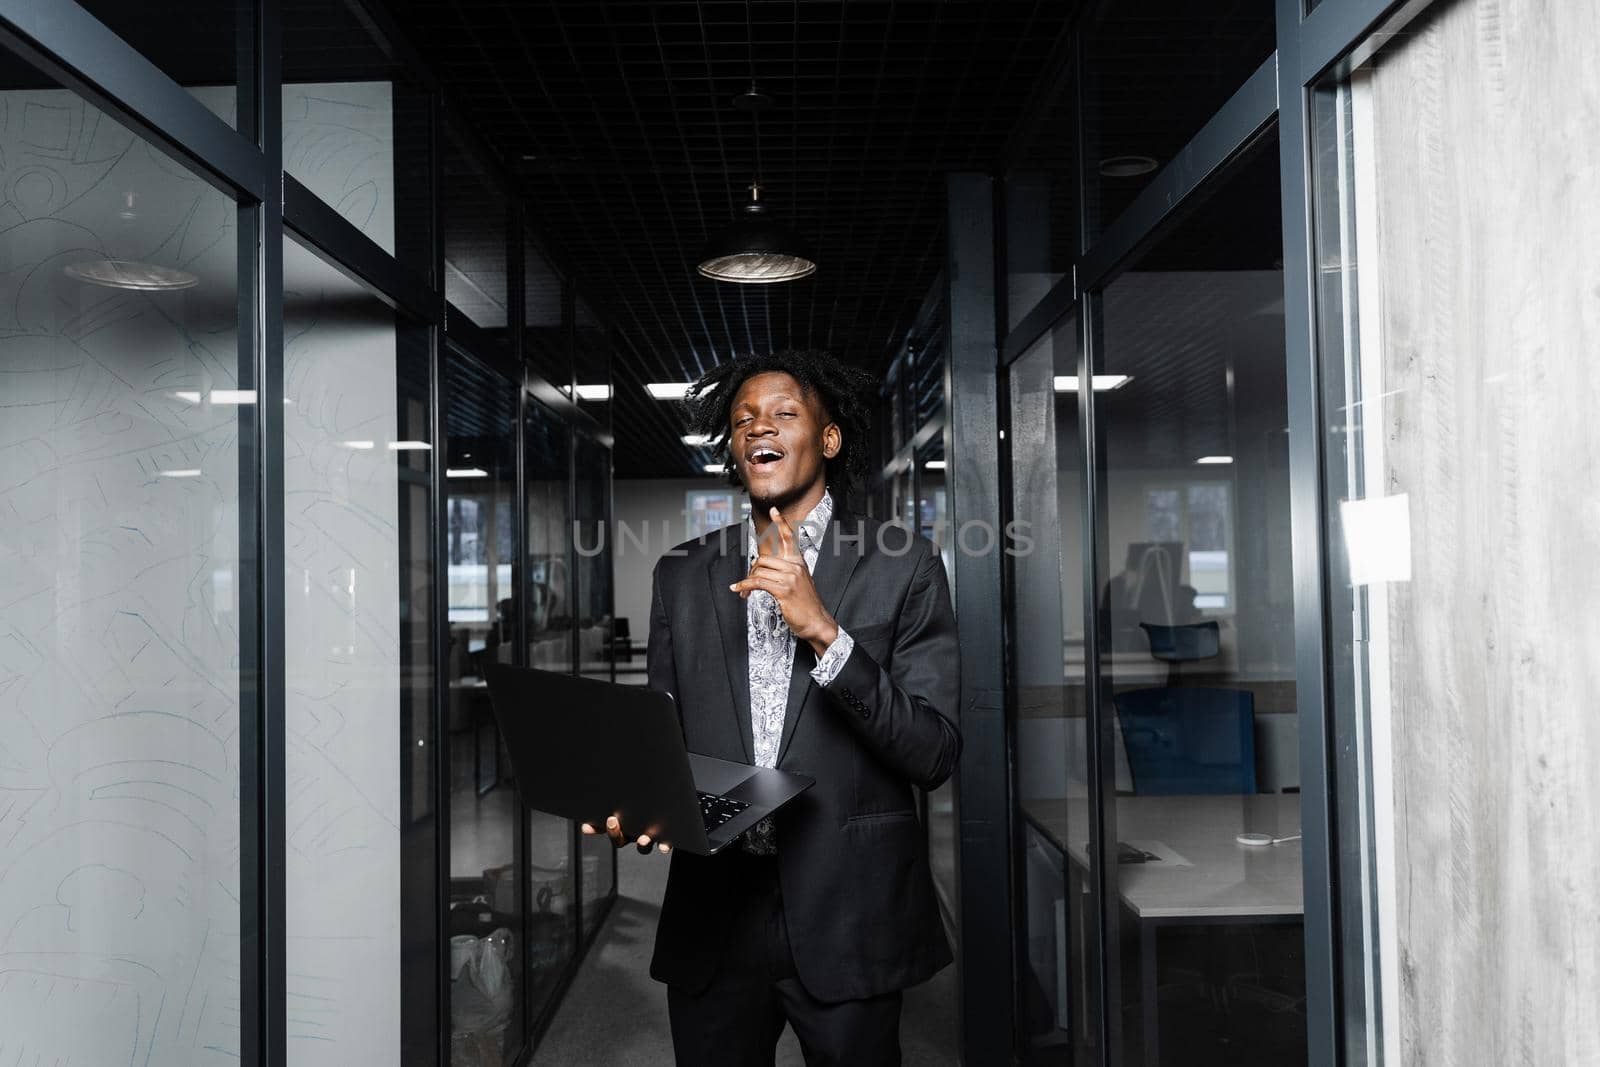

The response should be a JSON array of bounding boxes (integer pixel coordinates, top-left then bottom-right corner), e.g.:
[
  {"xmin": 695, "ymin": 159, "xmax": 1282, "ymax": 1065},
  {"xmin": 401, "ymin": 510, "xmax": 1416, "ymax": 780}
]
[{"xmin": 729, "ymin": 371, "xmax": 839, "ymax": 510}]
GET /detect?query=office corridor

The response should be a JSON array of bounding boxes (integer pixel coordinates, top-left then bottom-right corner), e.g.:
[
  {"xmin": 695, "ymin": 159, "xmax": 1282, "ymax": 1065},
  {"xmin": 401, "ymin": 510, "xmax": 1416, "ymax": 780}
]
[{"xmin": 533, "ymin": 851, "xmax": 960, "ymax": 1066}]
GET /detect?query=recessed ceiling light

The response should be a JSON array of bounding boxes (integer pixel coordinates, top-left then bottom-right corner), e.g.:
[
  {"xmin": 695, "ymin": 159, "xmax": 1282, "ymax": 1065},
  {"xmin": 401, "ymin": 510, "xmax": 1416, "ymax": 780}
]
[
  {"xmin": 210, "ymin": 389, "xmax": 257, "ymax": 405},
  {"xmin": 172, "ymin": 390, "xmax": 202, "ymax": 403},
  {"xmin": 1053, "ymin": 375, "xmax": 1131, "ymax": 393},
  {"xmin": 702, "ymin": 463, "xmax": 725, "ymax": 474},
  {"xmin": 65, "ymin": 259, "xmax": 199, "ymax": 291},
  {"xmin": 573, "ymin": 384, "xmax": 611, "ymax": 401},
  {"xmin": 447, "ymin": 467, "xmax": 489, "ymax": 479},
  {"xmin": 160, "ymin": 468, "xmax": 202, "ymax": 478},
  {"xmin": 1099, "ymin": 155, "xmax": 1159, "ymax": 178},
  {"xmin": 387, "ymin": 440, "xmax": 432, "ymax": 451},
  {"xmin": 1196, "ymin": 455, "xmax": 1234, "ymax": 465},
  {"xmin": 923, "ymin": 459, "xmax": 947, "ymax": 470},
  {"xmin": 681, "ymin": 433, "xmax": 714, "ymax": 446},
  {"xmin": 340, "ymin": 440, "xmax": 375, "ymax": 450},
  {"xmin": 649, "ymin": 382, "xmax": 695, "ymax": 400}
]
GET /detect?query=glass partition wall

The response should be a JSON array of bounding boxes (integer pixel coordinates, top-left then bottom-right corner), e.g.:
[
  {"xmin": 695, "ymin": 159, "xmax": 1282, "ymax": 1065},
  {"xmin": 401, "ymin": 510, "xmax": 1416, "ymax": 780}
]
[
  {"xmin": 1009, "ymin": 315, "xmax": 1098, "ymax": 1066},
  {"xmin": 1090, "ymin": 137, "xmax": 1303, "ymax": 1066},
  {"xmin": 1003, "ymin": 131, "xmax": 1304, "ymax": 1062},
  {"xmin": 0, "ymin": 3, "xmax": 618, "ymax": 1062},
  {"xmin": 991, "ymin": 0, "xmax": 1377, "ymax": 1058},
  {"xmin": 0, "ymin": 70, "xmax": 248, "ymax": 1064}
]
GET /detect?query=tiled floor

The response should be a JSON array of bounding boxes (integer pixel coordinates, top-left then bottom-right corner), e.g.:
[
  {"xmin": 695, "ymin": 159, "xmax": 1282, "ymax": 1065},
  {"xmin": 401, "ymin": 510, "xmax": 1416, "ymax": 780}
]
[{"xmin": 532, "ymin": 848, "xmax": 961, "ymax": 1065}]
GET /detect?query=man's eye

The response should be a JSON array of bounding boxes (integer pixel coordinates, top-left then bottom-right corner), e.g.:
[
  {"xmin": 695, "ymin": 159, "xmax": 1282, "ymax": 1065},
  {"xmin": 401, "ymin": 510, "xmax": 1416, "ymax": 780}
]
[{"xmin": 778, "ymin": 411, "xmax": 796, "ymax": 418}]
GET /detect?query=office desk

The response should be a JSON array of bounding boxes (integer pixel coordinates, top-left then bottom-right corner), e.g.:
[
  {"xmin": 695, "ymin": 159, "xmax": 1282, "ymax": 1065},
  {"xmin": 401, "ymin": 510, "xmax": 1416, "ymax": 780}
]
[{"xmin": 1021, "ymin": 794, "xmax": 1303, "ymax": 1064}]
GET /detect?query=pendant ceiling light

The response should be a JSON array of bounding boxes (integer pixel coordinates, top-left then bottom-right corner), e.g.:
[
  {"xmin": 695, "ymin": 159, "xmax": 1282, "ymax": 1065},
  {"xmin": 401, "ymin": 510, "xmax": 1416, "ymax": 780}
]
[{"xmin": 696, "ymin": 78, "xmax": 816, "ymax": 284}]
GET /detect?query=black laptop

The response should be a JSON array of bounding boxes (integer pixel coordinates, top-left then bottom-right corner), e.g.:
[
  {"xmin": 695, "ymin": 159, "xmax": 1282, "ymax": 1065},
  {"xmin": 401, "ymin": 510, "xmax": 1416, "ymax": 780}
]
[{"xmin": 483, "ymin": 665, "xmax": 814, "ymax": 855}]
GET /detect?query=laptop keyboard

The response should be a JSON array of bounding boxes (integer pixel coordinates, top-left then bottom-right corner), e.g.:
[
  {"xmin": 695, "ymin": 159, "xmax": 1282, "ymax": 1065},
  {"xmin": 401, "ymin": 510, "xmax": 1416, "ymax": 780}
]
[{"xmin": 698, "ymin": 791, "xmax": 749, "ymax": 832}]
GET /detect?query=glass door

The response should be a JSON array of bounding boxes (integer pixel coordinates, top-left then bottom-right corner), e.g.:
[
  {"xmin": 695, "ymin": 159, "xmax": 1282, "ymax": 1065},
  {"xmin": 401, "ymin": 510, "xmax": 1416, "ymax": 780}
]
[
  {"xmin": 444, "ymin": 350, "xmax": 525, "ymax": 1064},
  {"xmin": 1088, "ymin": 133, "xmax": 1305, "ymax": 1066}
]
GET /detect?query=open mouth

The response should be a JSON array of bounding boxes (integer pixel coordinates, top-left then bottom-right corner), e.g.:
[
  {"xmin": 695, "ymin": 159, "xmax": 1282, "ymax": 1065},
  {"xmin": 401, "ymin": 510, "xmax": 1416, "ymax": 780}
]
[{"xmin": 745, "ymin": 445, "xmax": 785, "ymax": 469}]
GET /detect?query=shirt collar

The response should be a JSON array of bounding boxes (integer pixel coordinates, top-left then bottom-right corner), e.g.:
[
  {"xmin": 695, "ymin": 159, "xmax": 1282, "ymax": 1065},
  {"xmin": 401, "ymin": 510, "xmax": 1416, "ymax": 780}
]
[{"xmin": 746, "ymin": 489, "xmax": 834, "ymax": 560}]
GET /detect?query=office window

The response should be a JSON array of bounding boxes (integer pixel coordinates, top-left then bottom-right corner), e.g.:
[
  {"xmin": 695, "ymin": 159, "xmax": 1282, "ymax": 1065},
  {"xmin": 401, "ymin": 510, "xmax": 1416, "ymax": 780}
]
[
  {"xmin": 686, "ymin": 489, "xmax": 746, "ymax": 539},
  {"xmin": 445, "ymin": 352, "xmax": 525, "ymax": 1064},
  {"xmin": 1091, "ymin": 132, "xmax": 1303, "ymax": 1064},
  {"xmin": 0, "ymin": 77, "xmax": 244, "ymax": 1061},
  {"xmin": 1081, "ymin": 1, "xmax": 1275, "ymax": 240},
  {"xmin": 1143, "ymin": 483, "xmax": 1234, "ymax": 611},
  {"xmin": 1312, "ymin": 1, "xmax": 1600, "ymax": 1061},
  {"xmin": 1009, "ymin": 314, "xmax": 1099, "ymax": 1065},
  {"xmin": 282, "ymin": 0, "xmax": 433, "ymax": 273},
  {"xmin": 280, "ymin": 238, "xmax": 437, "ymax": 1061}
]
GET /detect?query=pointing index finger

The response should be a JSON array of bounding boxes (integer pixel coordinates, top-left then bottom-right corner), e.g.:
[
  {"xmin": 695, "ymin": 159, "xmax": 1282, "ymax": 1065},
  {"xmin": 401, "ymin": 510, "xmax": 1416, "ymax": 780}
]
[{"xmin": 771, "ymin": 507, "xmax": 799, "ymax": 559}]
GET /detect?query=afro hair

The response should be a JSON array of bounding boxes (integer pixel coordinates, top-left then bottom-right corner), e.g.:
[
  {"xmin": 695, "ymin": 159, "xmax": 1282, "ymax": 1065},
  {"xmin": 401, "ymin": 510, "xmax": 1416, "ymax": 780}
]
[{"xmin": 686, "ymin": 349, "xmax": 876, "ymax": 496}]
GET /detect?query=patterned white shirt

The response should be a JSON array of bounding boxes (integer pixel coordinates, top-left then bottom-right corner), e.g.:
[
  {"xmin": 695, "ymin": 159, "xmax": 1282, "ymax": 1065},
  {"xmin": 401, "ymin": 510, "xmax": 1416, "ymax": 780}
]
[{"xmin": 742, "ymin": 489, "xmax": 854, "ymax": 853}]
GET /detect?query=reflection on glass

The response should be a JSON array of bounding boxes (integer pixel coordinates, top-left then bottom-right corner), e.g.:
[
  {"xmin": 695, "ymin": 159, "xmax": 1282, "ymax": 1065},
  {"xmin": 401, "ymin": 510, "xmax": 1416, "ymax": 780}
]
[
  {"xmin": 1082, "ymin": 2, "xmax": 1275, "ymax": 240},
  {"xmin": 1093, "ymin": 136, "xmax": 1304, "ymax": 1065},
  {"xmin": 1011, "ymin": 317, "xmax": 1098, "ymax": 1065},
  {"xmin": 282, "ymin": 239, "xmax": 437, "ymax": 1061},
  {"xmin": 525, "ymin": 398, "xmax": 578, "ymax": 1020},
  {"xmin": 283, "ymin": 0, "xmax": 432, "ymax": 271},
  {"xmin": 445, "ymin": 132, "xmax": 510, "ymax": 333},
  {"xmin": 574, "ymin": 433, "xmax": 617, "ymax": 929},
  {"xmin": 916, "ymin": 432, "xmax": 959, "ymax": 938},
  {"xmin": 0, "ymin": 85, "xmax": 243, "ymax": 1060},
  {"xmin": 446, "ymin": 354, "xmax": 524, "ymax": 1064}
]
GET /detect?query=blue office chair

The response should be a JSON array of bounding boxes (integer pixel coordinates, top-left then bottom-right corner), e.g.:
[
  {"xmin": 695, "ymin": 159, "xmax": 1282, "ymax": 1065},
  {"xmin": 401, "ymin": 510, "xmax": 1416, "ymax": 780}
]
[{"xmin": 1113, "ymin": 686, "xmax": 1257, "ymax": 794}]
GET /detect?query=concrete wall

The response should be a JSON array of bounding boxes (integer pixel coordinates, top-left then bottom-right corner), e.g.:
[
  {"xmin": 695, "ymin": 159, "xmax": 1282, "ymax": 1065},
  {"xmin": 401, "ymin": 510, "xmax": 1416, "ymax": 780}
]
[{"xmin": 1359, "ymin": 1, "xmax": 1600, "ymax": 1061}]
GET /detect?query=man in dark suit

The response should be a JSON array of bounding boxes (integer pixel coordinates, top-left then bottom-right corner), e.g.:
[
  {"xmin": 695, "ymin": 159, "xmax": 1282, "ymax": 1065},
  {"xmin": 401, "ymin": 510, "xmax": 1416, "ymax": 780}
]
[{"xmin": 589, "ymin": 350, "xmax": 960, "ymax": 1065}]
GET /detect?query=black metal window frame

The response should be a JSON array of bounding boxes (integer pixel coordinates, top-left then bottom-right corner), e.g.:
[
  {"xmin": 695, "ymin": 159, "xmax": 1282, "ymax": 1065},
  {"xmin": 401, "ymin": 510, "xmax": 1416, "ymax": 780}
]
[
  {"xmin": 976, "ymin": 0, "xmax": 1451, "ymax": 1064},
  {"xmin": 0, "ymin": 1, "xmax": 619, "ymax": 1063}
]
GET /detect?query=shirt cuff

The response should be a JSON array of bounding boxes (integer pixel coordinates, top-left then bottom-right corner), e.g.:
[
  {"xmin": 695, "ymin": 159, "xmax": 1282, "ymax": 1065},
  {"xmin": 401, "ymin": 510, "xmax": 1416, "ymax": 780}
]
[{"xmin": 809, "ymin": 627, "xmax": 855, "ymax": 686}]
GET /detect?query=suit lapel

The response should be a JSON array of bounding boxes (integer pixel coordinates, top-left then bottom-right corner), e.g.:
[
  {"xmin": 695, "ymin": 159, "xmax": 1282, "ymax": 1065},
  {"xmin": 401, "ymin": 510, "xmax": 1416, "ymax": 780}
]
[
  {"xmin": 708, "ymin": 531, "xmax": 755, "ymax": 762},
  {"xmin": 777, "ymin": 508, "xmax": 865, "ymax": 765}
]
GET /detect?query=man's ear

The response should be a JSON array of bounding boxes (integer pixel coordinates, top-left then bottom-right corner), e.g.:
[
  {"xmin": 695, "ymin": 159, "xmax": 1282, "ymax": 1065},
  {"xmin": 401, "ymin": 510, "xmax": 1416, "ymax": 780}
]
[{"xmin": 822, "ymin": 423, "xmax": 841, "ymax": 459}]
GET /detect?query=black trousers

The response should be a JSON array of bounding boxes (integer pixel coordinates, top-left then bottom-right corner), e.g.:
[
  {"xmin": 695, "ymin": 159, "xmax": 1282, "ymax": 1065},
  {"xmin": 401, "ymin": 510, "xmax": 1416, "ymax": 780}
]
[{"xmin": 666, "ymin": 851, "xmax": 903, "ymax": 1067}]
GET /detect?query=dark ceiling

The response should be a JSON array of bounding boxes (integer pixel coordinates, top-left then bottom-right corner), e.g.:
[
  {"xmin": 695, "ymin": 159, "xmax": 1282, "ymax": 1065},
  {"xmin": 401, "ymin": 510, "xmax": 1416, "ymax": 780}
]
[
  {"xmin": 382, "ymin": 0, "xmax": 1076, "ymax": 477},
  {"xmin": 52, "ymin": 0, "xmax": 1281, "ymax": 479}
]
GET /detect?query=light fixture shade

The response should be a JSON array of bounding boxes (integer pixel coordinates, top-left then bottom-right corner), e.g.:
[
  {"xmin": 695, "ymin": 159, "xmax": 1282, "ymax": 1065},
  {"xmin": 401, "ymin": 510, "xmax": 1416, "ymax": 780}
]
[
  {"xmin": 697, "ymin": 196, "xmax": 816, "ymax": 284},
  {"xmin": 66, "ymin": 258, "xmax": 198, "ymax": 291}
]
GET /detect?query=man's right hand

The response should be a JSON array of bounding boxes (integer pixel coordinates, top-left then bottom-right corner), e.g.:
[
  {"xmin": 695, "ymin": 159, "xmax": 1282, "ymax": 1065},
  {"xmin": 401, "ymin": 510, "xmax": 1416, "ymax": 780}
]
[{"xmin": 581, "ymin": 813, "xmax": 672, "ymax": 855}]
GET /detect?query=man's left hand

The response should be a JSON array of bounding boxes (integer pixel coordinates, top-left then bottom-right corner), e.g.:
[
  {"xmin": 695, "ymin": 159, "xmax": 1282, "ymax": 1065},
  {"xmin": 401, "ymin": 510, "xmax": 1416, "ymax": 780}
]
[{"xmin": 729, "ymin": 507, "xmax": 839, "ymax": 657}]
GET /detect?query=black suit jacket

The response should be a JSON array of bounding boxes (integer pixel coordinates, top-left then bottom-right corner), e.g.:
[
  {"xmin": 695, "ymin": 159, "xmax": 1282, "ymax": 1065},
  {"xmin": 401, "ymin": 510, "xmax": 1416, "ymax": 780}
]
[{"xmin": 646, "ymin": 507, "xmax": 961, "ymax": 1002}]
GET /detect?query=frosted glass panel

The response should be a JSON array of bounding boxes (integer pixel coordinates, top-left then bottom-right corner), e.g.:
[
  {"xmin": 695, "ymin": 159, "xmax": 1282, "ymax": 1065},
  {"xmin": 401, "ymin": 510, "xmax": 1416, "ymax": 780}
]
[
  {"xmin": 282, "ymin": 238, "xmax": 439, "ymax": 1063},
  {"xmin": 0, "ymin": 90, "xmax": 242, "ymax": 1062}
]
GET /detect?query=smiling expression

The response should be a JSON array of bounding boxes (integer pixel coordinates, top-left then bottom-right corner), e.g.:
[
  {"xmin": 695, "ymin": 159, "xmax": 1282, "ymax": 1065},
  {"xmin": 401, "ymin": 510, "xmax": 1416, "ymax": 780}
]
[{"xmin": 728, "ymin": 371, "xmax": 840, "ymax": 510}]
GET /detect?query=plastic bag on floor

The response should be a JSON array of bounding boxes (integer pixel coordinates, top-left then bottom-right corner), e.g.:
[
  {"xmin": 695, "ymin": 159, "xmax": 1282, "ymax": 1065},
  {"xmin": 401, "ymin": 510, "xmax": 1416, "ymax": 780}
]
[{"xmin": 450, "ymin": 928, "xmax": 515, "ymax": 1066}]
